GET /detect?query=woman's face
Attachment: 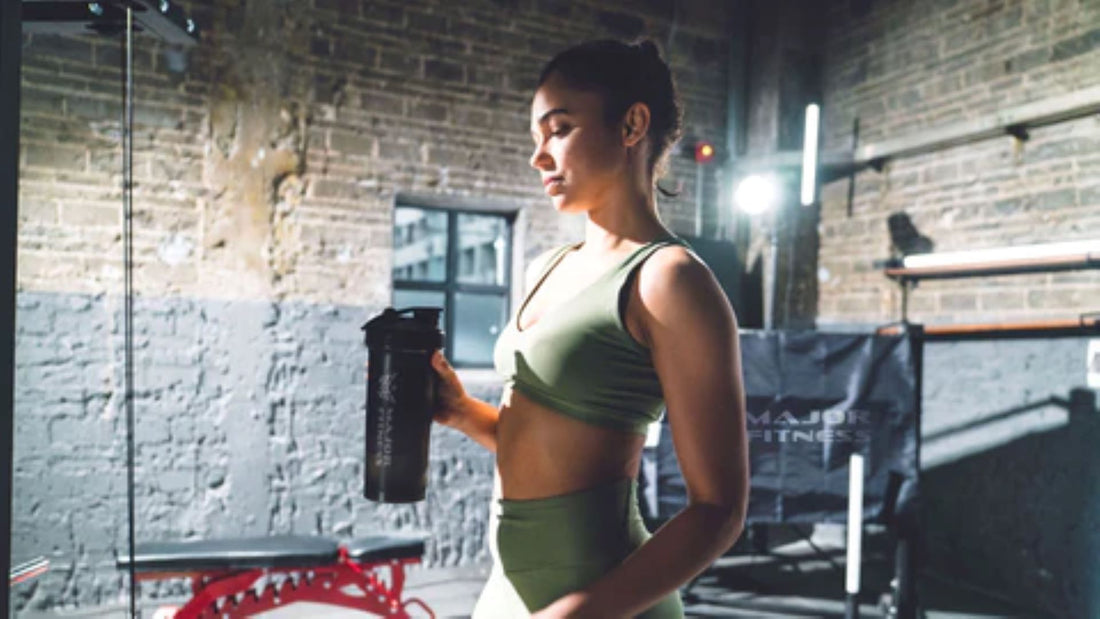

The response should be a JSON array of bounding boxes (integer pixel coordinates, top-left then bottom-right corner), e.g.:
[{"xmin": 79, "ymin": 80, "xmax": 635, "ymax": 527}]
[{"xmin": 529, "ymin": 72, "xmax": 627, "ymax": 213}]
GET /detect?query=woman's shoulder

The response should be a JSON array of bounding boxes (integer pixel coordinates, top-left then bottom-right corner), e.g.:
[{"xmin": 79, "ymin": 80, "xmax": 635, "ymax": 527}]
[
  {"xmin": 636, "ymin": 241, "xmax": 731, "ymax": 321},
  {"xmin": 643, "ymin": 240, "xmax": 709, "ymax": 281}
]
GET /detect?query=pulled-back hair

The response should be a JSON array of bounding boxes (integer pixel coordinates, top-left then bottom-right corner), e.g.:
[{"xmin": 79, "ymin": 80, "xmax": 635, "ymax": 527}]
[{"xmin": 538, "ymin": 39, "xmax": 683, "ymax": 190}]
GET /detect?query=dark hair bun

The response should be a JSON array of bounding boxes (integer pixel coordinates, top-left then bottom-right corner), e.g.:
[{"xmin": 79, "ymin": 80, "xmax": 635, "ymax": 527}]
[{"xmin": 636, "ymin": 40, "xmax": 662, "ymax": 61}]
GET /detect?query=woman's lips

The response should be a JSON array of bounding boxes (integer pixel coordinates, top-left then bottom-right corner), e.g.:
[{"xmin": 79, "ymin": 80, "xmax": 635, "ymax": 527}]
[{"xmin": 543, "ymin": 176, "xmax": 564, "ymax": 194}]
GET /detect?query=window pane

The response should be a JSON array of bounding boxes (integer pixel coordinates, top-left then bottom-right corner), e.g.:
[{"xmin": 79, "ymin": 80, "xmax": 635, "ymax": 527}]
[
  {"xmin": 456, "ymin": 213, "xmax": 507, "ymax": 286},
  {"xmin": 393, "ymin": 289, "xmax": 446, "ymax": 328},
  {"xmin": 453, "ymin": 292, "xmax": 508, "ymax": 366},
  {"xmin": 394, "ymin": 208, "xmax": 448, "ymax": 282}
]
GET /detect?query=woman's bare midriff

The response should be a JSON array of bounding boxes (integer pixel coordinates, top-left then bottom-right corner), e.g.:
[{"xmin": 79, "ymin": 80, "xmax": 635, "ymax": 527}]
[{"xmin": 495, "ymin": 384, "xmax": 646, "ymax": 500}]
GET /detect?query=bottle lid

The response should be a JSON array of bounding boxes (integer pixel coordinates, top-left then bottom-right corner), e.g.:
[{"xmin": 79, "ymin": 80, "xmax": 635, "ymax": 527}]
[{"xmin": 362, "ymin": 306, "xmax": 444, "ymax": 351}]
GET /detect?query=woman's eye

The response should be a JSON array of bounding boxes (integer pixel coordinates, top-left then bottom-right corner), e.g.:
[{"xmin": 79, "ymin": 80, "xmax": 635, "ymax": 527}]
[{"xmin": 550, "ymin": 126, "xmax": 570, "ymax": 137}]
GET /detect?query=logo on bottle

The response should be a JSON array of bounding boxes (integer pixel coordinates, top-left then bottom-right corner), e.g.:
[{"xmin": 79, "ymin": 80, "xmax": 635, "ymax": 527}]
[{"xmin": 376, "ymin": 371, "xmax": 399, "ymax": 468}]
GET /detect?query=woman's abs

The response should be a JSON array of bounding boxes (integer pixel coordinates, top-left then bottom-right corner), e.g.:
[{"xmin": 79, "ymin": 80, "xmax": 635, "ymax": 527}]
[{"xmin": 496, "ymin": 385, "xmax": 645, "ymax": 500}]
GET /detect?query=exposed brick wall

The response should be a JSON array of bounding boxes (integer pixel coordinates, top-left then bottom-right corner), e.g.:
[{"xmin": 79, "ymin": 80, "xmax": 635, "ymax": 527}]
[
  {"xmin": 17, "ymin": 0, "xmax": 735, "ymax": 304},
  {"xmin": 13, "ymin": 0, "xmax": 736, "ymax": 610},
  {"xmin": 817, "ymin": 0, "xmax": 1100, "ymax": 326}
]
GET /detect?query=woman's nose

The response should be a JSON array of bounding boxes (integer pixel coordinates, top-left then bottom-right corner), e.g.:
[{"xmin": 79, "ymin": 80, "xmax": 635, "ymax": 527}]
[{"xmin": 529, "ymin": 142, "xmax": 552, "ymax": 170}]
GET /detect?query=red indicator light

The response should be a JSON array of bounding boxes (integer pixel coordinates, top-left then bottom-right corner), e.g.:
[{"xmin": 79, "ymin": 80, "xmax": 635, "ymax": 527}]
[{"xmin": 694, "ymin": 141, "xmax": 715, "ymax": 164}]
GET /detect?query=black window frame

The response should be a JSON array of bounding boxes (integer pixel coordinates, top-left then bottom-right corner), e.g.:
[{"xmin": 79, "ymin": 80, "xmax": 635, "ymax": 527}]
[{"xmin": 392, "ymin": 202, "xmax": 515, "ymax": 369}]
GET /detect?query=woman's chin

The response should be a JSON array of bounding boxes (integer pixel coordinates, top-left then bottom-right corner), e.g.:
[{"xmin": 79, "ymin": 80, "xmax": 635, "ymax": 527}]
[
  {"xmin": 546, "ymin": 193, "xmax": 587, "ymax": 215},
  {"xmin": 548, "ymin": 194, "xmax": 570, "ymax": 211}
]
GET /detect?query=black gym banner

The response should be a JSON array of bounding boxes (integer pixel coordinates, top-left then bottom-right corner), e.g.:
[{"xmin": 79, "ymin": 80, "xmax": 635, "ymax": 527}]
[{"xmin": 654, "ymin": 330, "xmax": 920, "ymax": 524}]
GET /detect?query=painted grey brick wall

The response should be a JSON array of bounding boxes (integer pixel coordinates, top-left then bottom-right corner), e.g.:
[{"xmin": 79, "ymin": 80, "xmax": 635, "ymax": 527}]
[
  {"xmin": 11, "ymin": 291, "xmax": 496, "ymax": 610},
  {"xmin": 920, "ymin": 337, "xmax": 1100, "ymax": 616}
]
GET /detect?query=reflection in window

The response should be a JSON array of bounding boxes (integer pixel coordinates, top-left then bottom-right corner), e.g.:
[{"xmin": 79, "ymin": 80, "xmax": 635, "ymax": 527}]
[
  {"xmin": 393, "ymin": 209, "xmax": 448, "ymax": 283},
  {"xmin": 392, "ymin": 204, "xmax": 513, "ymax": 368},
  {"xmin": 457, "ymin": 213, "xmax": 508, "ymax": 286},
  {"xmin": 453, "ymin": 293, "xmax": 508, "ymax": 365}
]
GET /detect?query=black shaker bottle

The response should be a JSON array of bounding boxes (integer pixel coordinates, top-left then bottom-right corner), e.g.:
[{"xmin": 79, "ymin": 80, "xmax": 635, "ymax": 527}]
[{"xmin": 361, "ymin": 306, "xmax": 444, "ymax": 503}]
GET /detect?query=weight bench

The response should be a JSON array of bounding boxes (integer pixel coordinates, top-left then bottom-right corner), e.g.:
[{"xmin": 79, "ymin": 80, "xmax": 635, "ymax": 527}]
[{"xmin": 117, "ymin": 534, "xmax": 435, "ymax": 618}]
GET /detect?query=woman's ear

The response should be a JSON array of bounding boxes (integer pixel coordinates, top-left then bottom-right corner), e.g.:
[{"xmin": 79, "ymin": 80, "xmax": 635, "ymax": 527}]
[{"xmin": 622, "ymin": 102, "xmax": 651, "ymax": 148}]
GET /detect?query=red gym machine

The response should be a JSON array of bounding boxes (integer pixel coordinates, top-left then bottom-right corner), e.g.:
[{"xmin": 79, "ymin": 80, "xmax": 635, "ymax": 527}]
[{"xmin": 117, "ymin": 535, "xmax": 435, "ymax": 618}]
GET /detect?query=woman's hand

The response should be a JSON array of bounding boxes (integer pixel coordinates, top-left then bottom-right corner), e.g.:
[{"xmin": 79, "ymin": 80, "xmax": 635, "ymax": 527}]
[
  {"xmin": 530, "ymin": 592, "xmax": 604, "ymax": 619},
  {"xmin": 430, "ymin": 349, "xmax": 470, "ymax": 427},
  {"xmin": 364, "ymin": 351, "xmax": 471, "ymax": 428}
]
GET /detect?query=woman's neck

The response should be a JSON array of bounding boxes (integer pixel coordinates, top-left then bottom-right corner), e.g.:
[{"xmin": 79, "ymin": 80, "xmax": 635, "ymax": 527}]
[
  {"xmin": 576, "ymin": 159, "xmax": 669, "ymax": 254},
  {"xmin": 581, "ymin": 204, "xmax": 670, "ymax": 255}
]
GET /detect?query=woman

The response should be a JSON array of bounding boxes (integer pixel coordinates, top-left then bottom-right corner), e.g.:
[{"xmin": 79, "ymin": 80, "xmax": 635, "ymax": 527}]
[{"xmin": 430, "ymin": 39, "xmax": 749, "ymax": 618}]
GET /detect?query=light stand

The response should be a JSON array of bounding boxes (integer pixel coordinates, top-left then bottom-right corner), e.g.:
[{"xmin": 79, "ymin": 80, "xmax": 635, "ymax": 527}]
[
  {"xmin": 764, "ymin": 211, "xmax": 779, "ymax": 331},
  {"xmin": 734, "ymin": 174, "xmax": 782, "ymax": 329}
]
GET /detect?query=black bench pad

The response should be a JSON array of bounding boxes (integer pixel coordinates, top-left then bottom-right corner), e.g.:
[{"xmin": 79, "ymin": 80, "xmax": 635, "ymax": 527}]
[
  {"xmin": 345, "ymin": 534, "xmax": 426, "ymax": 563},
  {"xmin": 118, "ymin": 535, "xmax": 339, "ymax": 572}
]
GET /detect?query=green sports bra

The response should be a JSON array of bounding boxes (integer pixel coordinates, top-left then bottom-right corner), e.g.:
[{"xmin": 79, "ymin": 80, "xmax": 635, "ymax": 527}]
[{"xmin": 492, "ymin": 236, "xmax": 689, "ymax": 435}]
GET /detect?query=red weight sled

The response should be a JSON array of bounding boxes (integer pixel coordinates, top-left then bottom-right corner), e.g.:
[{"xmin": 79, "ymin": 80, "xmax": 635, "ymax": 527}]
[{"xmin": 117, "ymin": 535, "xmax": 434, "ymax": 618}]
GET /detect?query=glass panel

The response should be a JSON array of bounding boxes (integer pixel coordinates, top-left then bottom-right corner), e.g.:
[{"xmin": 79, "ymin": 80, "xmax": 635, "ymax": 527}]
[
  {"xmin": 453, "ymin": 292, "xmax": 508, "ymax": 366},
  {"xmin": 14, "ymin": 25, "xmax": 125, "ymax": 612},
  {"xmin": 393, "ymin": 207, "xmax": 448, "ymax": 282},
  {"xmin": 456, "ymin": 213, "xmax": 507, "ymax": 286}
]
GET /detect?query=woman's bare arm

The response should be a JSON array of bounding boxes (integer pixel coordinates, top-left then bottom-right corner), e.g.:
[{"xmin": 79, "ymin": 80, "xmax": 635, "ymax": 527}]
[
  {"xmin": 430, "ymin": 245, "xmax": 563, "ymax": 453},
  {"xmin": 534, "ymin": 245, "xmax": 750, "ymax": 618},
  {"xmin": 430, "ymin": 352, "xmax": 501, "ymax": 453}
]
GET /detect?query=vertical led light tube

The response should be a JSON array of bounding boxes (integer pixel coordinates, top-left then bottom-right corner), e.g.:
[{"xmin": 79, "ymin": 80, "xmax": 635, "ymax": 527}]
[
  {"xmin": 845, "ymin": 453, "xmax": 864, "ymax": 618},
  {"xmin": 801, "ymin": 103, "xmax": 820, "ymax": 206}
]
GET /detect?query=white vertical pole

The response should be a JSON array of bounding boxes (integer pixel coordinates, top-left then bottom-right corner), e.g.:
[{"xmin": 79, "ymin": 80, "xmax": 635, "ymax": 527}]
[
  {"xmin": 846, "ymin": 453, "xmax": 864, "ymax": 619},
  {"xmin": 801, "ymin": 103, "xmax": 820, "ymax": 206}
]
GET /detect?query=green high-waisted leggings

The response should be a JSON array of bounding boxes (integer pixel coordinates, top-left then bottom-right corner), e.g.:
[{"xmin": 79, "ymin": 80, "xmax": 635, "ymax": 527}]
[{"xmin": 479, "ymin": 477, "xmax": 683, "ymax": 618}]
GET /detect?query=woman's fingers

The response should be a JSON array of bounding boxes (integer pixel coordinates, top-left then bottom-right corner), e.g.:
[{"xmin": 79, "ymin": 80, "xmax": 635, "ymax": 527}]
[
  {"xmin": 366, "ymin": 352, "xmax": 451, "ymax": 379},
  {"xmin": 437, "ymin": 352, "xmax": 467, "ymax": 395},
  {"xmin": 432, "ymin": 349, "xmax": 455, "ymax": 376},
  {"xmin": 430, "ymin": 350, "xmax": 466, "ymax": 426}
]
